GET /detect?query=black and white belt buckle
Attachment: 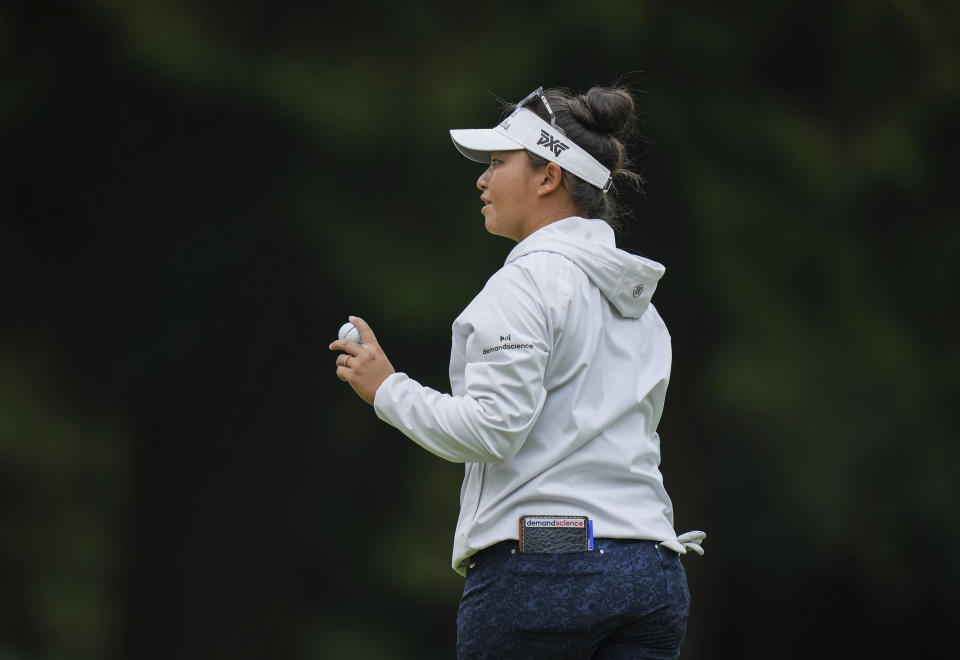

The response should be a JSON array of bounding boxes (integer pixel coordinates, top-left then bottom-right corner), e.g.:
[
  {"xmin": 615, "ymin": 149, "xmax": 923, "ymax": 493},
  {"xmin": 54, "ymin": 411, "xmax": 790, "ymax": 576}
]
[{"xmin": 518, "ymin": 515, "xmax": 594, "ymax": 553}]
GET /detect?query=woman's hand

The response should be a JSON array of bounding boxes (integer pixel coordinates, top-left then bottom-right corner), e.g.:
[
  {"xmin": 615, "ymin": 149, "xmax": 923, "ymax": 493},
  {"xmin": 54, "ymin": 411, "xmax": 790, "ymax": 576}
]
[{"xmin": 328, "ymin": 316, "xmax": 396, "ymax": 405}]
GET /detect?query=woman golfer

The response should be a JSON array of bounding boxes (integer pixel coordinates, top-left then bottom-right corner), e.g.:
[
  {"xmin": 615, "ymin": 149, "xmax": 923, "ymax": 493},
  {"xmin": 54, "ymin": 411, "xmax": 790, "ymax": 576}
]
[{"xmin": 330, "ymin": 84, "xmax": 704, "ymax": 659}]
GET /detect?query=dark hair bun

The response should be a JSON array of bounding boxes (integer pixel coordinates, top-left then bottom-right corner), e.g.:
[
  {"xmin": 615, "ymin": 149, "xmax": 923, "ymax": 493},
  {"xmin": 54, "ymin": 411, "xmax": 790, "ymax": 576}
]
[{"xmin": 569, "ymin": 87, "xmax": 635, "ymax": 137}]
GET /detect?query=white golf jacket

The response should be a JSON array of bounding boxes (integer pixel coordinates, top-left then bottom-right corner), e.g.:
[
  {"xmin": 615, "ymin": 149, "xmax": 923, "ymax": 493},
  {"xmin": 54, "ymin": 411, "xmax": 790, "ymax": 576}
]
[{"xmin": 374, "ymin": 216, "xmax": 686, "ymax": 575}]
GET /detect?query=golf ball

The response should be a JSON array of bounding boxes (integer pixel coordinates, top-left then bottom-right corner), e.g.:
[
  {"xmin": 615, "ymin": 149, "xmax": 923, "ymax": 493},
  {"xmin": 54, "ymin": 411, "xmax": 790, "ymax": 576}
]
[{"xmin": 338, "ymin": 322, "xmax": 362, "ymax": 344}]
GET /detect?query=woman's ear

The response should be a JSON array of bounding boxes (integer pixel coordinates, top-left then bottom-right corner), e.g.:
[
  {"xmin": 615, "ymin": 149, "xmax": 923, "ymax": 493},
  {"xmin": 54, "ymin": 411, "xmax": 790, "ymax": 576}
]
[{"xmin": 537, "ymin": 162, "xmax": 564, "ymax": 196}]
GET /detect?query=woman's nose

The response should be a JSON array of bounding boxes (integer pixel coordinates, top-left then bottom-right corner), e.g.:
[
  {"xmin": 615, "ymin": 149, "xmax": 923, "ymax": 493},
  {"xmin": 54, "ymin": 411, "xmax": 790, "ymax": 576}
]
[{"xmin": 476, "ymin": 169, "xmax": 489, "ymax": 191}]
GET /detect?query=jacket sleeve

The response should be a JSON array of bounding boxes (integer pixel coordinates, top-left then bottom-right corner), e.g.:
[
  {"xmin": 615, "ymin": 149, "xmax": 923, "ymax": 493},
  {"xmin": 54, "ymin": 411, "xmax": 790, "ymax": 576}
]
[{"xmin": 373, "ymin": 262, "xmax": 550, "ymax": 463}]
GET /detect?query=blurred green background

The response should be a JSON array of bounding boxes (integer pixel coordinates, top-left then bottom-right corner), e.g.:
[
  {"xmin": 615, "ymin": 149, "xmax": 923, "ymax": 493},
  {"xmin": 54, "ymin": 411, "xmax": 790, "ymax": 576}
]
[{"xmin": 2, "ymin": 1, "xmax": 958, "ymax": 658}]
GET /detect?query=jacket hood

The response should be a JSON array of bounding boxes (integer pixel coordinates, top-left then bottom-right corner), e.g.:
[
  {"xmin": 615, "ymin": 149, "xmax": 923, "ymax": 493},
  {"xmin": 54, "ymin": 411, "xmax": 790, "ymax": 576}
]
[{"xmin": 504, "ymin": 217, "xmax": 665, "ymax": 318}]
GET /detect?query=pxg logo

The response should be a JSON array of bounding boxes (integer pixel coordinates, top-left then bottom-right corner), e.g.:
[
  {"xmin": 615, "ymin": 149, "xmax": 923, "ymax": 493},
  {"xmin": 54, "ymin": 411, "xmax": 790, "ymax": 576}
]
[{"xmin": 538, "ymin": 129, "xmax": 570, "ymax": 157}]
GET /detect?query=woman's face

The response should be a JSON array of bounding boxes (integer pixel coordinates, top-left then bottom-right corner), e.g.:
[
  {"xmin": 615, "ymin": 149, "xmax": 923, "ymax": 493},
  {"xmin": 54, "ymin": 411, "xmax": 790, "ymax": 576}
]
[{"xmin": 476, "ymin": 150, "xmax": 542, "ymax": 242}]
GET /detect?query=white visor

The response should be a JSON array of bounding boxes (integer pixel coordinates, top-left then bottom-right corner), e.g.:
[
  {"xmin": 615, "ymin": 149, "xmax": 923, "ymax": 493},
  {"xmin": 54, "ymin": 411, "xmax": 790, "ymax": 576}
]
[{"xmin": 450, "ymin": 107, "xmax": 613, "ymax": 192}]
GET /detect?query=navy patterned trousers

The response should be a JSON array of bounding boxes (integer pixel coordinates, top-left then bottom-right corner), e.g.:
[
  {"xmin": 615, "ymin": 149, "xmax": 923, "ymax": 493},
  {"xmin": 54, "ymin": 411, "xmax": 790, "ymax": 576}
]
[{"xmin": 457, "ymin": 538, "xmax": 690, "ymax": 659}]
